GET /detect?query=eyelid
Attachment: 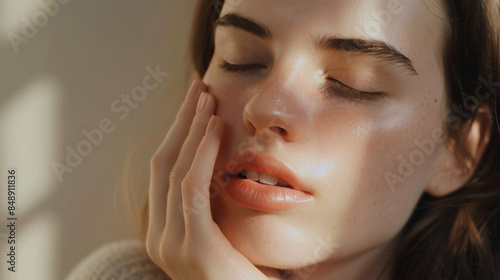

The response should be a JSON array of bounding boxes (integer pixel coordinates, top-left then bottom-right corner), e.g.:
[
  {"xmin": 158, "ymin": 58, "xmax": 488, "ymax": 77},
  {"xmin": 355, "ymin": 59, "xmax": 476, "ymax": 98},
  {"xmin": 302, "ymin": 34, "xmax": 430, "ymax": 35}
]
[
  {"xmin": 222, "ymin": 50, "xmax": 272, "ymax": 66},
  {"xmin": 327, "ymin": 78, "xmax": 375, "ymax": 95},
  {"xmin": 321, "ymin": 78, "xmax": 384, "ymax": 102},
  {"xmin": 326, "ymin": 71, "xmax": 382, "ymax": 93},
  {"xmin": 218, "ymin": 60, "xmax": 384, "ymax": 102},
  {"xmin": 217, "ymin": 61, "xmax": 266, "ymax": 73}
]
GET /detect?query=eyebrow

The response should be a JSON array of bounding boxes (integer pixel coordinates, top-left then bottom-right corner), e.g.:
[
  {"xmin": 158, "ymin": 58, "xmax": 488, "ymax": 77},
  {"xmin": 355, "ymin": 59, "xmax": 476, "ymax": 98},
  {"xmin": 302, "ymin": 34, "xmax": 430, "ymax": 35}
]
[{"xmin": 214, "ymin": 13, "xmax": 418, "ymax": 75}]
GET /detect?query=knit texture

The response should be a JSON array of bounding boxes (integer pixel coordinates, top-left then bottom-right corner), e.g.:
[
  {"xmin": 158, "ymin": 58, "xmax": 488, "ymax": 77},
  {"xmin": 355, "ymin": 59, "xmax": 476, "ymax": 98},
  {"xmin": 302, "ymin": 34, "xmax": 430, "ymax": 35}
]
[{"xmin": 66, "ymin": 239, "xmax": 171, "ymax": 280}]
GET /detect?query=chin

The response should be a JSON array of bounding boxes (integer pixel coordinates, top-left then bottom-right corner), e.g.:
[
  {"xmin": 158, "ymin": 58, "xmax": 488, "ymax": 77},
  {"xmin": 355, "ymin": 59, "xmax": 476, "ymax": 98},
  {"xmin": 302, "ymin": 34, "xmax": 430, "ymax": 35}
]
[
  {"xmin": 211, "ymin": 192, "xmax": 332, "ymax": 270},
  {"xmin": 220, "ymin": 219, "xmax": 319, "ymax": 269}
]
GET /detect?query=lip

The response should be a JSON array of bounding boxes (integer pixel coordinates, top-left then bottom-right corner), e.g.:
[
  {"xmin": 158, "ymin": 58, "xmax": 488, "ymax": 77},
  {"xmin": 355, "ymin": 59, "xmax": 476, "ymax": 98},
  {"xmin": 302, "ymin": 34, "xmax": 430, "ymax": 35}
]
[{"xmin": 222, "ymin": 149, "xmax": 313, "ymax": 211}]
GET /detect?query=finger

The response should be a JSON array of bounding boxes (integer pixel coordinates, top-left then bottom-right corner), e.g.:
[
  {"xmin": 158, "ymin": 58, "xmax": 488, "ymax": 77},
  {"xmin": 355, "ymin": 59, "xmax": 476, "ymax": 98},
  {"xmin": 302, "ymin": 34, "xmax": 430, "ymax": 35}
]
[
  {"xmin": 166, "ymin": 92, "xmax": 216, "ymax": 232},
  {"xmin": 181, "ymin": 115, "xmax": 224, "ymax": 234},
  {"xmin": 152, "ymin": 78, "xmax": 206, "ymax": 170},
  {"xmin": 148, "ymin": 79, "xmax": 205, "ymax": 234}
]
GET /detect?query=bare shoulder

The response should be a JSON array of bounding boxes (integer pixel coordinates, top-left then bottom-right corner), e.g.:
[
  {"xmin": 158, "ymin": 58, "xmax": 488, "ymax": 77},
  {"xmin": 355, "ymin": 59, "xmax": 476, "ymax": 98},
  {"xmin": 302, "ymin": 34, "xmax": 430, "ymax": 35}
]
[{"xmin": 65, "ymin": 239, "xmax": 171, "ymax": 280}]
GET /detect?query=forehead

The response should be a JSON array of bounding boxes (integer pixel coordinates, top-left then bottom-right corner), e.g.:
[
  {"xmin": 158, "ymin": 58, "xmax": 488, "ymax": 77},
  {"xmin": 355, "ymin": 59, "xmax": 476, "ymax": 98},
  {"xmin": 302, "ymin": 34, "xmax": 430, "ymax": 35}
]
[{"xmin": 220, "ymin": 0, "xmax": 448, "ymax": 73}]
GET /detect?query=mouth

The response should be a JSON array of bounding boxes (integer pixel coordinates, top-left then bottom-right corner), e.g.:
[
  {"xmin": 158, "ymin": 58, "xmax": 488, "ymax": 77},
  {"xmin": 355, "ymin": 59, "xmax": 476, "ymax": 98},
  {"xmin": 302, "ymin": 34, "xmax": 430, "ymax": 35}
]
[
  {"xmin": 220, "ymin": 149, "xmax": 313, "ymax": 211},
  {"xmin": 237, "ymin": 170, "xmax": 293, "ymax": 189},
  {"xmin": 225, "ymin": 174, "xmax": 313, "ymax": 211}
]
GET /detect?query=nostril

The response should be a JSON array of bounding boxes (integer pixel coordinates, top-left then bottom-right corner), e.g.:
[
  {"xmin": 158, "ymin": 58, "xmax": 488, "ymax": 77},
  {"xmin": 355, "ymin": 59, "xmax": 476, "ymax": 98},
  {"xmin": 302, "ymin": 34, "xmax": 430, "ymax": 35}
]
[{"xmin": 270, "ymin": 126, "xmax": 287, "ymax": 135}]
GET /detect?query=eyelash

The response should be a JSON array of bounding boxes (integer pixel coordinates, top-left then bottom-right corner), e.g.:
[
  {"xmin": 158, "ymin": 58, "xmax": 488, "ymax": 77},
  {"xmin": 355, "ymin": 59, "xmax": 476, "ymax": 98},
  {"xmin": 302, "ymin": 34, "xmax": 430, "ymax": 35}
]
[
  {"xmin": 218, "ymin": 61, "xmax": 264, "ymax": 73},
  {"xmin": 321, "ymin": 78, "xmax": 382, "ymax": 102},
  {"xmin": 217, "ymin": 61, "xmax": 382, "ymax": 102}
]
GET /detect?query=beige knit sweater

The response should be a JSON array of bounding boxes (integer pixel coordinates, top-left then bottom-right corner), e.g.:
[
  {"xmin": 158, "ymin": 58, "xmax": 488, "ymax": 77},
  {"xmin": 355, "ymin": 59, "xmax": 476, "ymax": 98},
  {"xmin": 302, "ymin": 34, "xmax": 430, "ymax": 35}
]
[{"xmin": 65, "ymin": 239, "xmax": 171, "ymax": 280}]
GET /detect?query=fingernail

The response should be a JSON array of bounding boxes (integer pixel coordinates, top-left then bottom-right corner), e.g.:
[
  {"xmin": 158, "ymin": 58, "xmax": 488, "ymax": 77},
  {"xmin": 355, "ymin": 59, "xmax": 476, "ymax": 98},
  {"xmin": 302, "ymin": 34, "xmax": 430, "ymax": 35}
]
[
  {"xmin": 187, "ymin": 79, "xmax": 200, "ymax": 101},
  {"xmin": 197, "ymin": 92, "xmax": 208, "ymax": 113},
  {"xmin": 206, "ymin": 115, "xmax": 217, "ymax": 134}
]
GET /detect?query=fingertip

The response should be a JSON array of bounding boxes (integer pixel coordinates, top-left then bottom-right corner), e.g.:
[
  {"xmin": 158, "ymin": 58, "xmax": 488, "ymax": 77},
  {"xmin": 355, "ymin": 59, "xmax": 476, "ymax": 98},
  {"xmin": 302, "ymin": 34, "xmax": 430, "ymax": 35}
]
[
  {"xmin": 205, "ymin": 115, "xmax": 224, "ymax": 135},
  {"xmin": 187, "ymin": 79, "xmax": 205, "ymax": 102},
  {"xmin": 206, "ymin": 115, "xmax": 217, "ymax": 135}
]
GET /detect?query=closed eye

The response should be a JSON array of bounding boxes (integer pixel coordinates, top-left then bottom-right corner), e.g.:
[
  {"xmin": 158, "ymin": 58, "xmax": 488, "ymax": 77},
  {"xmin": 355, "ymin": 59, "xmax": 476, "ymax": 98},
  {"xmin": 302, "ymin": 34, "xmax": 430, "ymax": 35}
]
[
  {"xmin": 320, "ymin": 78, "xmax": 384, "ymax": 102},
  {"xmin": 218, "ymin": 61, "xmax": 265, "ymax": 73},
  {"xmin": 218, "ymin": 61, "xmax": 383, "ymax": 102}
]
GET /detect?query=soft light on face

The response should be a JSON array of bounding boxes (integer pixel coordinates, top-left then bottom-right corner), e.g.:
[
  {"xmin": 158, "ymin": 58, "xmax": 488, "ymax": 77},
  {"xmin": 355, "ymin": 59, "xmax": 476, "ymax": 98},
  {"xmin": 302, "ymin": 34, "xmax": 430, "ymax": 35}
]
[{"xmin": 203, "ymin": 0, "xmax": 449, "ymax": 274}]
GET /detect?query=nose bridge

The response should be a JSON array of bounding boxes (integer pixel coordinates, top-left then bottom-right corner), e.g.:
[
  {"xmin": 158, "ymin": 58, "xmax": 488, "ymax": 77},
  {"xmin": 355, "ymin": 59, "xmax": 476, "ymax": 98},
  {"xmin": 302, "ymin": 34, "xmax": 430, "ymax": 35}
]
[
  {"xmin": 243, "ymin": 57, "xmax": 311, "ymax": 142},
  {"xmin": 281, "ymin": 57, "xmax": 307, "ymax": 93}
]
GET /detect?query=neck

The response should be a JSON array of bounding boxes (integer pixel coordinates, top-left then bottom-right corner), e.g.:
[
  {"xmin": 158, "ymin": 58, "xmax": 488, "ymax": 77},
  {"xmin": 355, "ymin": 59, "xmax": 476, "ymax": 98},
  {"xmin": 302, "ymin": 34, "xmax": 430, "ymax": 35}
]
[{"xmin": 283, "ymin": 239, "xmax": 396, "ymax": 280}]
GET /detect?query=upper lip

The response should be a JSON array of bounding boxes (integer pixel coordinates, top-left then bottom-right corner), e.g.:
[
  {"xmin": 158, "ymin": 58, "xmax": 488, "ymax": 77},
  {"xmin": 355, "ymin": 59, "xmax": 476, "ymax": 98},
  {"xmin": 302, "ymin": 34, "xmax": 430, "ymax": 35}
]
[{"xmin": 225, "ymin": 149, "xmax": 312, "ymax": 194}]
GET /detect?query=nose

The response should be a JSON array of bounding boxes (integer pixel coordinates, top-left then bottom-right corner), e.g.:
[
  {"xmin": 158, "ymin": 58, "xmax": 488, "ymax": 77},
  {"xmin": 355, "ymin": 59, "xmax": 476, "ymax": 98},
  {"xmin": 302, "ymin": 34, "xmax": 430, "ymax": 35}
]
[{"xmin": 242, "ymin": 73, "xmax": 309, "ymax": 143}]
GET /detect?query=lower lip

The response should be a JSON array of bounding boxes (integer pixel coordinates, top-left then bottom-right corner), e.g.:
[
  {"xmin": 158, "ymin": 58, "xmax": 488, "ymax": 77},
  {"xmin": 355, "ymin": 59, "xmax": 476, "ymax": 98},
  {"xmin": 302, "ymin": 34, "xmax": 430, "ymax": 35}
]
[{"xmin": 225, "ymin": 175, "xmax": 313, "ymax": 211}]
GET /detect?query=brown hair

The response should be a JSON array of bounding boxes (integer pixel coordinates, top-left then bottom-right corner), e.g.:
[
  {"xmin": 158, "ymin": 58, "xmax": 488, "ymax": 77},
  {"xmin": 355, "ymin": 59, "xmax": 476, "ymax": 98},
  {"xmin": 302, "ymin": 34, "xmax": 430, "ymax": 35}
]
[
  {"xmin": 128, "ymin": 0, "xmax": 500, "ymax": 278},
  {"xmin": 392, "ymin": 0, "xmax": 500, "ymax": 279}
]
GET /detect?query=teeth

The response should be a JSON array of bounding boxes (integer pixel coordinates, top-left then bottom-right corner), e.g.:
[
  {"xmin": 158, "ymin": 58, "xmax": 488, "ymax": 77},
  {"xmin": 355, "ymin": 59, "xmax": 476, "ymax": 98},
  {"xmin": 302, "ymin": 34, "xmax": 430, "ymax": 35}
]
[
  {"xmin": 259, "ymin": 173, "xmax": 279, "ymax": 185},
  {"xmin": 246, "ymin": 170, "xmax": 260, "ymax": 181},
  {"xmin": 240, "ymin": 170, "xmax": 291, "ymax": 187}
]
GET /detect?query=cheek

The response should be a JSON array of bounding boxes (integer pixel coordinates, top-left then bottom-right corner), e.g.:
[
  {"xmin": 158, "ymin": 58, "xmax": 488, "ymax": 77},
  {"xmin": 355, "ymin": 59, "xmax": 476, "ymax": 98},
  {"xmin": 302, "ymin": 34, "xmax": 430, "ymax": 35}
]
[
  {"xmin": 203, "ymin": 70, "xmax": 244, "ymax": 117},
  {"xmin": 202, "ymin": 74, "xmax": 250, "ymax": 159},
  {"xmin": 305, "ymin": 100, "xmax": 442, "ymax": 249}
]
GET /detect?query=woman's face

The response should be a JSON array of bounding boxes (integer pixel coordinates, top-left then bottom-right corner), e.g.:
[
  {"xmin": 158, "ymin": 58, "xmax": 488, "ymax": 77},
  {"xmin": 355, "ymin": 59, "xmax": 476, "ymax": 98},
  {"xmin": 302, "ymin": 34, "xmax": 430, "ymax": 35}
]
[{"xmin": 203, "ymin": 0, "xmax": 449, "ymax": 273}]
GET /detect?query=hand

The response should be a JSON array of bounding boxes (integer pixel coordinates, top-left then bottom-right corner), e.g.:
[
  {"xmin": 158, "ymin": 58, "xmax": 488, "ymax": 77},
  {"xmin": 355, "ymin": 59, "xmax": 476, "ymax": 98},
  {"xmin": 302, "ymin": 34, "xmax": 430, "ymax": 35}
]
[{"xmin": 145, "ymin": 79, "xmax": 282, "ymax": 280}]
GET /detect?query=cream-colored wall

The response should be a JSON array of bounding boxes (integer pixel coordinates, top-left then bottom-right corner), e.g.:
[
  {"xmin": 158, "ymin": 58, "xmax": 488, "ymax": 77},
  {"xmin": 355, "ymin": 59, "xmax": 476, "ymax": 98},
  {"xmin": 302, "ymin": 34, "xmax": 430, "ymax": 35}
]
[{"xmin": 0, "ymin": 1, "xmax": 197, "ymax": 279}]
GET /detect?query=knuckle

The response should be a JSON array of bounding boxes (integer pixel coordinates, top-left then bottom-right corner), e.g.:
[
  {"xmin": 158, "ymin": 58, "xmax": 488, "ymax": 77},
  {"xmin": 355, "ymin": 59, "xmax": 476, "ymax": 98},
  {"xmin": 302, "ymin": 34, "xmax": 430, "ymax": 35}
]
[
  {"xmin": 169, "ymin": 165, "xmax": 185, "ymax": 186},
  {"xmin": 180, "ymin": 176, "xmax": 196, "ymax": 197},
  {"xmin": 181, "ymin": 175, "xmax": 210, "ymax": 208},
  {"xmin": 150, "ymin": 153, "xmax": 165, "ymax": 173},
  {"xmin": 181, "ymin": 173, "xmax": 200, "ymax": 193}
]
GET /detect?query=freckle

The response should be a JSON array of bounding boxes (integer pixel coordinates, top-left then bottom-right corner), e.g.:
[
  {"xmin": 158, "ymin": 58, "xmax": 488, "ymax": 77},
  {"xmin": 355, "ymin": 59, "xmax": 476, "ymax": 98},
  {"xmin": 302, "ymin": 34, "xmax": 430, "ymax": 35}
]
[
  {"xmin": 373, "ymin": 201, "xmax": 377, "ymax": 206},
  {"xmin": 434, "ymin": 99, "xmax": 437, "ymax": 103}
]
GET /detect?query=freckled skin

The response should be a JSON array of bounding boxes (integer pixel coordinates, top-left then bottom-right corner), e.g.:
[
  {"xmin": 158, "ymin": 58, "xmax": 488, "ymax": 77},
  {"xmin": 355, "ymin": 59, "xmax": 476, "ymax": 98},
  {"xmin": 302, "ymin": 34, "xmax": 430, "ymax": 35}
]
[{"xmin": 203, "ymin": 0, "xmax": 450, "ymax": 279}]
